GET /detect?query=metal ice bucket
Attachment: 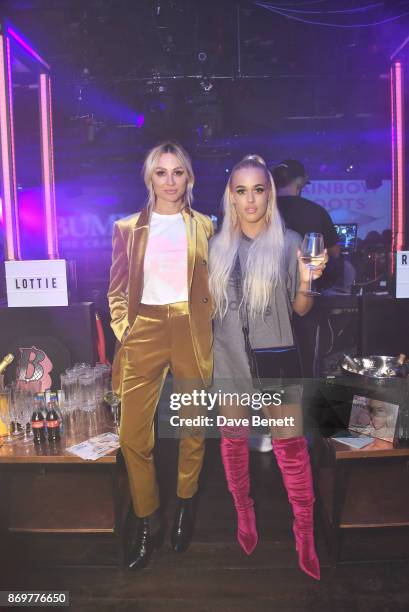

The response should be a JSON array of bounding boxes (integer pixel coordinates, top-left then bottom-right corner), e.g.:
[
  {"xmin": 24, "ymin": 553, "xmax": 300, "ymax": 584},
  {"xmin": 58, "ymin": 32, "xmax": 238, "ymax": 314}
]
[{"xmin": 341, "ymin": 355, "xmax": 401, "ymax": 379}]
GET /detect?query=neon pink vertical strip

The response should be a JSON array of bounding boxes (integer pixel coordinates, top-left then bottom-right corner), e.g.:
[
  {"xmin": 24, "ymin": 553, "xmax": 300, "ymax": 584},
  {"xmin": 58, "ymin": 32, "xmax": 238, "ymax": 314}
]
[
  {"xmin": 394, "ymin": 62, "xmax": 405, "ymax": 252},
  {"xmin": 390, "ymin": 64, "xmax": 396, "ymax": 265},
  {"xmin": 39, "ymin": 73, "xmax": 58, "ymax": 259},
  {"xmin": 0, "ymin": 34, "xmax": 18, "ymax": 260},
  {"xmin": 6, "ymin": 36, "xmax": 20, "ymax": 258},
  {"xmin": 47, "ymin": 75, "xmax": 58, "ymax": 257}
]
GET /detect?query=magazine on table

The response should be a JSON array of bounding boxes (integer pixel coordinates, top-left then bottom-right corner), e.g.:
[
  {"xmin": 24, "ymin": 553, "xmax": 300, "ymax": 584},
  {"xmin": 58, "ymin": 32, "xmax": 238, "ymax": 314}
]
[
  {"xmin": 66, "ymin": 432, "xmax": 120, "ymax": 461},
  {"xmin": 331, "ymin": 394, "xmax": 400, "ymax": 448}
]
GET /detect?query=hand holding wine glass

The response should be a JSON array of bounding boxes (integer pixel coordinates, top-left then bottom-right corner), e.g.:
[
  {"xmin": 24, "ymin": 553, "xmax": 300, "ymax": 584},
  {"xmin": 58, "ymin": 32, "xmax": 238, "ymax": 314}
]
[{"xmin": 299, "ymin": 232, "xmax": 326, "ymax": 296}]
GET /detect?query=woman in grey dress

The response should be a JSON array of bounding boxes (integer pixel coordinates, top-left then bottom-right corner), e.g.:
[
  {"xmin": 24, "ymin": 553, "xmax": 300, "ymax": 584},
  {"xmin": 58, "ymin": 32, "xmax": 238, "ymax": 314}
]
[{"xmin": 209, "ymin": 155, "xmax": 325, "ymax": 580}]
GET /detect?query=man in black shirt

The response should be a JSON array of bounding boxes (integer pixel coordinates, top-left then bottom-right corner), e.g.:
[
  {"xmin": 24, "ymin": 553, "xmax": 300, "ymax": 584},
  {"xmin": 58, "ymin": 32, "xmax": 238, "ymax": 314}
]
[
  {"xmin": 273, "ymin": 159, "xmax": 340, "ymax": 384},
  {"xmin": 273, "ymin": 159, "xmax": 340, "ymax": 258}
]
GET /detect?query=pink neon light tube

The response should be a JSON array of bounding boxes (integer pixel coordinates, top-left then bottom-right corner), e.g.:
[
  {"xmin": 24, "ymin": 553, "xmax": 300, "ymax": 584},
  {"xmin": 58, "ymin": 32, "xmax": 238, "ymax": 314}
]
[
  {"xmin": 6, "ymin": 36, "xmax": 20, "ymax": 257},
  {"xmin": 39, "ymin": 72, "xmax": 58, "ymax": 259},
  {"xmin": 391, "ymin": 62, "xmax": 405, "ymax": 255},
  {"xmin": 390, "ymin": 64, "xmax": 396, "ymax": 259},
  {"xmin": 395, "ymin": 62, "xmax": 405, "ymax": 252},
  {"xmin": 0, "ymin": 33, "xmax": 20, "ymax": 260}
]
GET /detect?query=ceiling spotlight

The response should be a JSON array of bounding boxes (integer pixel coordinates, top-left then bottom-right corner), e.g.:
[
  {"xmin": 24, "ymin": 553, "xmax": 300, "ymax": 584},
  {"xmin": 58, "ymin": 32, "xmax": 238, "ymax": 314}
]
[
  {"xmin": 146, "ymin": 77, "xmax": 167, "ymax": 95},
  {"xmin": 200, "ymin": 80, "xmax": 213, "ymax": 93},
  {"xmin": 198, "ymin": 51, "xmax": 208, "ymax": 62}
]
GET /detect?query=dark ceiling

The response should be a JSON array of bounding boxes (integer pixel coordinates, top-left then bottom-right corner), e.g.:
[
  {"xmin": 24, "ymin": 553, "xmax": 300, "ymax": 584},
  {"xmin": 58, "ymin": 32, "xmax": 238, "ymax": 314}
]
[
  {"xmin": 3, "ymin": 1, "xmax": 409, "ymax": 82},
  {"xmin": 2, "ymin": 1, "xmax": 409, "ymax": 178}
]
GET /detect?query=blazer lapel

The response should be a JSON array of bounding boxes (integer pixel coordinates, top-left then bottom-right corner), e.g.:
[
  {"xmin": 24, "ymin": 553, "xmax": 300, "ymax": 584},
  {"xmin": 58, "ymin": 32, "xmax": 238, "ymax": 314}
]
[
  {"xmin": 182, "ymin": 207, "xmax": 197, "ymax": 297},
  {"xmin": 128, "ymin": 206, "xmax": 150, "ymax": 324}
]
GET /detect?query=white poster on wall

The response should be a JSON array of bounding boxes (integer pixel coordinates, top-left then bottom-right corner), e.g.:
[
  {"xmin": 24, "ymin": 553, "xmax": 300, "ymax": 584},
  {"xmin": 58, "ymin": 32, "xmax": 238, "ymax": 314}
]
[
  {"xmin": 303, "ymin": 180, "xmax": 391, "ymax": 239},
  {"xmin": 5, "ymin": 260, "xmax": 68, "ymax": 307},
  {"xmin": 396, "ymin": 251, "xmax": 409, "ymax": 298}
]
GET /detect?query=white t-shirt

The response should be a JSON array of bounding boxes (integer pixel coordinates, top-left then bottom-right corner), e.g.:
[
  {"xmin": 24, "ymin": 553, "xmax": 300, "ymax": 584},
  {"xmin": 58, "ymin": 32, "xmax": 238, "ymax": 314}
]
[{"xmin": 141, "ymin": 211, "xmax": 188, "ymax": 304}]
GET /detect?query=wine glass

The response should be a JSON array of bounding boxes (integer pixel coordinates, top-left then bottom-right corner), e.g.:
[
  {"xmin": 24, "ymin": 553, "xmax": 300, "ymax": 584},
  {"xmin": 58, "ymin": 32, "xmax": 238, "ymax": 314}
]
[
  {"xmin": 300, "ymin": 232, "xmax": 325, "ymax": 296},
  {"xmin": 11, "ymin": 386, "xmax": 25, "ymax": 438},
  {"xmin": 21, "ymin": 392, "xmax": 35, "ymax": 444},
  {"xmin": 104, "ymin": 389, "xmax": 120, "ymax": 433}
]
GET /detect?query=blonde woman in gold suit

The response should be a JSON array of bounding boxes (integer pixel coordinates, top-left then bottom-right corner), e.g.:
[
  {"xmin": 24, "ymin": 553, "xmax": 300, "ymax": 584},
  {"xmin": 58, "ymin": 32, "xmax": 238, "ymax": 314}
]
[{"xmin": 108, "ymin": 142, "xmax": 214, "ymax": 569}]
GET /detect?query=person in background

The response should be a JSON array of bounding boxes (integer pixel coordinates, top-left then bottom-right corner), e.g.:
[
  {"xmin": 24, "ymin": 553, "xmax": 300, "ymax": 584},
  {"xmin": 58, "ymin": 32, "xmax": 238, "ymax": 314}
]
[
  {"xmin": 272, "ymin": 159, "xmax": 340, "ymax": 260},
  {"xmin": 108, "ymin": 141, "xmax": 213, "ymax": 570}
]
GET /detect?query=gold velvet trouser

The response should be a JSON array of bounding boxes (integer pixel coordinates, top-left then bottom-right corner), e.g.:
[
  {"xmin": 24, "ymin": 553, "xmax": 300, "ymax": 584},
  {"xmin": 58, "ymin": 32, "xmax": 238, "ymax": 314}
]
[{"xmin": 119, "ymin": 302, "xmax": 205, "ymax": 518}]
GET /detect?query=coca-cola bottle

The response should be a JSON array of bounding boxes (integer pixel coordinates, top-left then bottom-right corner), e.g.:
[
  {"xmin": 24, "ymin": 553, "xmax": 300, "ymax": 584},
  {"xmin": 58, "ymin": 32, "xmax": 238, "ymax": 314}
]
[
  {"xmin": 46, "ymin": 397, "xmax": 60, "ymax": 442},
  {"xmin": 31, "ymin": 395, "xmax": 46, "ymax": 445},
  {"xmin": 50, "ymin": 391, "xmax": 63, "ymax": 433}
]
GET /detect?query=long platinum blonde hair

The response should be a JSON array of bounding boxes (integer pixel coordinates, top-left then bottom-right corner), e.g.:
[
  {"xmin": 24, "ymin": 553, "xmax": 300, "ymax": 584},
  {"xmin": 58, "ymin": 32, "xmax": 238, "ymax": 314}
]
[
  {"xmin": 142, "ymin": 141, "xmax": 195, "ymax": 214},
  {"xmin": 209, "ymin": 155, "xmax": 285, "ymax": 320}
]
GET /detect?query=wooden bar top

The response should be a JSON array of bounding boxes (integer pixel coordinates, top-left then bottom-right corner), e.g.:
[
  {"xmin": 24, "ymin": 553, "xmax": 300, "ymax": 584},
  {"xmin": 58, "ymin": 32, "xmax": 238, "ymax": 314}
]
[
  {"xmin": 0, "ymin": 406, "xmax": 119, "ymax": 464},
  {"xmin": 322, "ymin": 435, "xmax": 409, "ymax": 460}
]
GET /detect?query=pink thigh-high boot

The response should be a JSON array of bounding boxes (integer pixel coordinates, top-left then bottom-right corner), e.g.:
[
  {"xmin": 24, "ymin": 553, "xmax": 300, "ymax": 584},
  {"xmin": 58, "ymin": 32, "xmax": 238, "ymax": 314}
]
[
  {"xmin": 272, "ymin": 436, "xmax": 320, "ymax": 580},
  {"xmin": 220, "ymin": 425, "xmax": 258, "ymax": 555}
]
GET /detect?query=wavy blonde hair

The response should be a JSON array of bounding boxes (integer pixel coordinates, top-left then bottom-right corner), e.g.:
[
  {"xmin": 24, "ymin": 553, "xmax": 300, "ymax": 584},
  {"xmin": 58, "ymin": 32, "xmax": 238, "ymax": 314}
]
[
  {"xmin": 209, "ymin": 155, "xmax": 285, "ymax": 320},
  {"xmin": 142, "ymin": 141, "xmax": 195, "ymax": 214}
]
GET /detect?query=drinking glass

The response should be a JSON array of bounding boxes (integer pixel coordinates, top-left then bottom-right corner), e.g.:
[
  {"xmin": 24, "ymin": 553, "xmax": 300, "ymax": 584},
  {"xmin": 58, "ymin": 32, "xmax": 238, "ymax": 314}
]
[
  {"xmin": 60, "ymin": 372, "xmax": 79, "ymax": 413},
  {"xmin": 21, "ymin": 393, "xmax": 34, "ymax": 444},
  {"xmin": 104, "ymin": 387, "xmax": 120, "ymax": 433},
  {"xmin": 11, "ymin": 386, "xmax": 25, "ymax": 437},
  {"xmin": 79, "ymin": 372, "xmax": 97, "ymax": 412},
  {"xmin": 300, "ymin": 232, "xmax": 325, "ymax": 296},
  {"xmin": 73, "ymin": 362, "xmax": 90, "ymax": 371},
  {"xmin": 94, "ymin": 363, "xmax": 111, "ymax": 400},
  {"xmin": 92, "ymin": 367, "xmax": 104, "ymax": 403}
]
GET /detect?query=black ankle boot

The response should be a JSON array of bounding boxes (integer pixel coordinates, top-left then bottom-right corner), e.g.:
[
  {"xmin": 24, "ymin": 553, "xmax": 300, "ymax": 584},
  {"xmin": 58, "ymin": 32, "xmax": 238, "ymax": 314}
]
[
  {"xmin": 171, "ymin": 495, "xmax": 197, "ymax": 553},
  {"xmin": 128, "ymin": 512, "xmax": 163, "ymax": 570}
]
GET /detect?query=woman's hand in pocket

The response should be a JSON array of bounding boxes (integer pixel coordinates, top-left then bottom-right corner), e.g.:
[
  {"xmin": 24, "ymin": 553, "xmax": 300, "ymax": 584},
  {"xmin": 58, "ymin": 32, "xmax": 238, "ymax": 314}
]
[{"xmin": 121, "ymin": 327, "xmax": 130, "ymax": 344}]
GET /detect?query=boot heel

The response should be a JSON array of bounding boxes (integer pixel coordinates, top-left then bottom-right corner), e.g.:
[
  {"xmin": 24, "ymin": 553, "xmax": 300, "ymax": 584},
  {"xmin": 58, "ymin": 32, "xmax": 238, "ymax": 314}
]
[
  {"xmin": 237, "ymin": 506, "xmax": 258, "ymax": 555},
  {"xmin": 293, "ymin": 522, "xmax": 320, "ymax": 580},
  {"xmin": 171, "ymin": 495, "xmax": 197, "ymax": 553},
  {"xmin": 272, "ymin": 436, "xmax": 320, "ymax": 580},
  {"xmin": 127, "ymin": 514, "xmax": 164, "ymax": 571}
]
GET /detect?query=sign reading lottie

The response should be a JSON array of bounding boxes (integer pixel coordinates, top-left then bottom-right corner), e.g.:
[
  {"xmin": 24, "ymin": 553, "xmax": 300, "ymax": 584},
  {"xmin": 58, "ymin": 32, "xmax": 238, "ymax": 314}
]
[
  {"xmin": 16, "ymin": 346, "xmax": 53, "ymax": 392},
  {"xmin": 5, "ymin": 260, "xmax": 68, "ymax": 307}
]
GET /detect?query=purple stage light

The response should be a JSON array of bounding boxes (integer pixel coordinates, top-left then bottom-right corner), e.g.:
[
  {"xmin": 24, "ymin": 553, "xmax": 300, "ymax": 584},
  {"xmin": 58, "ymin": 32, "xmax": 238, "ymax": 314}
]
[
  {"xmin": 135, "ymin": 114, "xmax": 145, "ymax": 128},
  {"xmin": 18, "ymin": 189, "xmax": 43, "ymax": 229},
  {"xmin": 0, "ymin": 20, "xmax": 58, "ymax": 261},
  {"xmin": 6, "ymin": 25, "xmax": 50, "ymax": 70},
  {"xmin": 0, "ymin": 30, "xmax": 21, "ymax": 260}
]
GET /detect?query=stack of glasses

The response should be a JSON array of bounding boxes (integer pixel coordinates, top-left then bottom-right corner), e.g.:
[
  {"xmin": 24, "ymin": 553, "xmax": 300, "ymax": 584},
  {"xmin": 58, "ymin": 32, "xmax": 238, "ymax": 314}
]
[{"xmin": 60, "ymin": 363, "xmax": 112, "ymax": 429}]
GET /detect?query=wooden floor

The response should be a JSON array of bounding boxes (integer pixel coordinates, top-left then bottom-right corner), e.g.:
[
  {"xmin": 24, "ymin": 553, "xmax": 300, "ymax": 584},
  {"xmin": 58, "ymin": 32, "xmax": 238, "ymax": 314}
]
[{"xmin": 1, "ymin": 438, "xmax": 409, "ymax": 612}]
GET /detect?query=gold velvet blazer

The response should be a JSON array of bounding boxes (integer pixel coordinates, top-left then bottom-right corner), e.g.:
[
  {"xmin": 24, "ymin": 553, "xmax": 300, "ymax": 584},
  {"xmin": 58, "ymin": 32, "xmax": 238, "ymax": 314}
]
[{"xmin": 107, "ymin": 205, "xmax": 214, "ymax": 386}]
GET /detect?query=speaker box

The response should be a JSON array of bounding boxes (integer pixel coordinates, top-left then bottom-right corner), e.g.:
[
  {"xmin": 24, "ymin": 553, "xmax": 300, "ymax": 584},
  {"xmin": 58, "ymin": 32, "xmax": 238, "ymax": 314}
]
[{"xmin": 359, "ymin": 296, "xmax": 409, "ymax": 356}]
